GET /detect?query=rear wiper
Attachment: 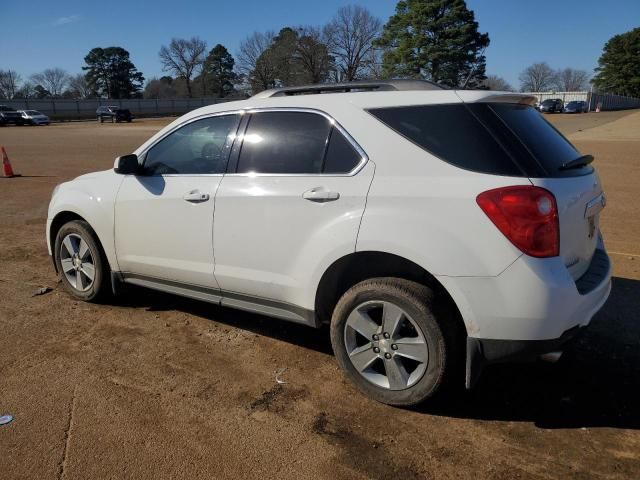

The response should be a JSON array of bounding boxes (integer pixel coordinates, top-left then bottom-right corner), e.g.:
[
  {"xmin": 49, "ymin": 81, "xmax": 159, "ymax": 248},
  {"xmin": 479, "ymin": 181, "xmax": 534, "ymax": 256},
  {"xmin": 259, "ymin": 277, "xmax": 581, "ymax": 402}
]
[{"xmin": 559, "ymin": 154, "xmax": 594, "ymax": 171}]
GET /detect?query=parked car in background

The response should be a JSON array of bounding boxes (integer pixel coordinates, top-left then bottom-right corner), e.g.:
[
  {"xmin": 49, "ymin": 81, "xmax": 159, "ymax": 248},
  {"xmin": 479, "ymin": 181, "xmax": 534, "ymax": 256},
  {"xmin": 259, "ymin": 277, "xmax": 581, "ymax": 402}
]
[
  {"xmin": 18, "ymin": 110, "xmax": 50, "ymax": 125},
  {"xmin": 96, "ymin": 106, "xmax": 133, "ymax": 123},
  {"xmin": 564, "ymin": 101, "xmax": 588, "ymax": 114},
  {"xmin": 0, "ymin": 105, "xmax": 25, "ymax": 126},
  {"xmin": 538, "ymin": 98, "xmax": 564, "ymax": 113}
]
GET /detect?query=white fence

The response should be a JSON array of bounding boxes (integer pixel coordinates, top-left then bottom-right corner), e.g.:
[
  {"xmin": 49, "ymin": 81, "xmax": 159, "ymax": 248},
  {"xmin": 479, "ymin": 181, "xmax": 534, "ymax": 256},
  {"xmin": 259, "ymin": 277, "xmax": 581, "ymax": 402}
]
[
  {"xmin": 523, "ymin": 91, "xmax": 640, "ymax": 111},
  {"xmin": 0, "ymin": 97, "xmax": 236, "ymax": 120}
]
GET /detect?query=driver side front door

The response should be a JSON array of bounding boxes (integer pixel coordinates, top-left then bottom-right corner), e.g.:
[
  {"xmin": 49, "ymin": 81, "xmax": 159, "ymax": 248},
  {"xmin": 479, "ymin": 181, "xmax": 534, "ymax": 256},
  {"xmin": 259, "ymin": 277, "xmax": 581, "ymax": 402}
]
[{"xmin": 114, "ymin": 113, "xmax": 240, "ymax": 289}]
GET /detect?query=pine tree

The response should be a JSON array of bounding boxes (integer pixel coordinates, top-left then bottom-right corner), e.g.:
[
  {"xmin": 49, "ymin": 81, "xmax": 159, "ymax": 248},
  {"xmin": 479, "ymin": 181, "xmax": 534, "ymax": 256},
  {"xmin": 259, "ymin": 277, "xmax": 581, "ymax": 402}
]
[
  {"xmin": 83, "ymin": 47, "xmax": 144, "ymax": 98},
  {"xmin": 199, "ymin": 44, "xmax": 237, "ymax": 97},
  {"xmin": 592, "ymin": 27, "xmax": 640, "ymax": 97},
  {"xmin": 375, "ymin": 0, "xmax": 489, "ymax": 88}
]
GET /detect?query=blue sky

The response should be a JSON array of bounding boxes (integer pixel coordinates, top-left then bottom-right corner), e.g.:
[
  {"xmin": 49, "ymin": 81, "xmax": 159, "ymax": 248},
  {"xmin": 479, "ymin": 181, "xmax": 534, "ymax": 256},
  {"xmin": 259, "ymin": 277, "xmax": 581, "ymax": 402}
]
[{"xmin": 1, "ymin": 0, "xmax": 638, "ymax": 88}]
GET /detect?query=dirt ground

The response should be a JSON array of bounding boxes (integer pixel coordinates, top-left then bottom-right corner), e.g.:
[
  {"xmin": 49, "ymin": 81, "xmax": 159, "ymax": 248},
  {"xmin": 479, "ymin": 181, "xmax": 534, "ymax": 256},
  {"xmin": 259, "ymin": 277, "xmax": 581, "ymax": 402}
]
[{"xmin": 0, "ymin": 110, "xmax": 638, "ymax": 480}]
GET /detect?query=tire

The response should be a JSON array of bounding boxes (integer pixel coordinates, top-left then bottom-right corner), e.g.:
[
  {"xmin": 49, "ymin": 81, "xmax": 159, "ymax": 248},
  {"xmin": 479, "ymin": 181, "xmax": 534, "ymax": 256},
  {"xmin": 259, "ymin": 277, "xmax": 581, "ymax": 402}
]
[
  {"xmin": 330, "ymin": 278, "xmax": 460, "ymax": 406},
  {"xmin": 99, "ymin": 116, "xmax": 104, "ymax": 123},
  {"xmin": 54, "ymin": 220, "xmax": 110, "ymax": 302},
  {"xmin": 111, "ymin": 116, "xmax": 115, "ymax": 123}
]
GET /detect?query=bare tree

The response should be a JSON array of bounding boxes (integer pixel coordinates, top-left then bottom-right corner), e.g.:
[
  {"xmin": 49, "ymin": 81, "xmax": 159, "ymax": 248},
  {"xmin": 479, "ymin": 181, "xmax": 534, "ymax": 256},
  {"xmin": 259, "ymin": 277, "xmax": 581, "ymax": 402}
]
[
  {"xmin": 482, "ymin": 74, "xmax": 513, "ymax": 91},
  {"xmin": 324, "ymin": 5, "xmax": 382, "ymax": 81},
  {"xmin": 554, "ymin": 68, "xmax": 589, "ymax": 91},
  {"xmin": 519, "ymin": 62, "xmax": 556, "ymax": 92},
  {"xmin": 295, "ymin": 26, "xmax": 332, "ymax": 84},
  {"xmin": 66, "ymin": 73, "xmax": 93, "ymax": 98},
  {"xmin": 159, "ymin": 37, "xmax": 207, "ymax": 98},
  {"xmin": 15, "ymin": 81, "xmax": 36, "ymax": 98},
  {"xmin": 0, "ymin": 69, "xmax": 22, "ymax": 99},
  {"xmin": 237, "ymin": 31, "xmax": 276, "ymax": 93},
  {"xmin": 30, "ymin": 68, "xmax": 70, "ymax": 96}
]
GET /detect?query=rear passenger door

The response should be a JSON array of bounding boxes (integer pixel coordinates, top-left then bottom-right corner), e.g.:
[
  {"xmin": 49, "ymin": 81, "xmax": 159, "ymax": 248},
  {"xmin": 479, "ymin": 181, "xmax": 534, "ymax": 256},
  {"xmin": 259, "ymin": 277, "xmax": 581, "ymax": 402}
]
[{"xmin": 212, "ymin": 109, "xmax": 374, "ymax": 309}]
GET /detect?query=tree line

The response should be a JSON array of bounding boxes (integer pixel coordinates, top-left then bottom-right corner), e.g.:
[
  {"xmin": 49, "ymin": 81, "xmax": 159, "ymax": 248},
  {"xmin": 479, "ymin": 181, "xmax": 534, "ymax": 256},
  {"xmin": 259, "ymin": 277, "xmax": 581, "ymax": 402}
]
[{"xmin": 0, "ymin": 2, "xmax": 638, "ymax": 101}]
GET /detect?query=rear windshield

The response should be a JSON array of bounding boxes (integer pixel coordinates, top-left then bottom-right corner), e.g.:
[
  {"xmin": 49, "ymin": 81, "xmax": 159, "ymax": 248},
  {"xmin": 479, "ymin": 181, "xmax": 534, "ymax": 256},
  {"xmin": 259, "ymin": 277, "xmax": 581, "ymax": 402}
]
[{"xmin": 368, "ymin": 103, "xmax": 586, "ymax": 178}]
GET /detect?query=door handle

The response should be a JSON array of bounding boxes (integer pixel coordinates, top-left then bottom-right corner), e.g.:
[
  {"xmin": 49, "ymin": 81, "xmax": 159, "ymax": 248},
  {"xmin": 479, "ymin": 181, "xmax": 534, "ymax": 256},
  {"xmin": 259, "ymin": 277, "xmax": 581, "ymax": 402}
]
[
  {"xmin": 302, "ymin": 188, "xmax": 340, "ymax": 203},
  {"xmin": 183, "ymin": 190, "xmax": 210, "ymax": 203}
]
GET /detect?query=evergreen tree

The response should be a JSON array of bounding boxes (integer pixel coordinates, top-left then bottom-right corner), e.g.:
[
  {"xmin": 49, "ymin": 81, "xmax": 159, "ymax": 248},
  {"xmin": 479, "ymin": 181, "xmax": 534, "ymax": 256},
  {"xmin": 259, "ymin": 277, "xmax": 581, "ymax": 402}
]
[
  {"xmin": 592, "ymin": 27, "xmax": 640, "ymax": 97},
  {"xmin": 199, "ymin": 44, "xmax": 237, "ymax": 97},
  {"xmin": 375, "ymin": 0, "xmax": 489, "ymax": 88},
  {"xmin": 83, "ymin": 47, "xmax": 144, "ymax": 98}
]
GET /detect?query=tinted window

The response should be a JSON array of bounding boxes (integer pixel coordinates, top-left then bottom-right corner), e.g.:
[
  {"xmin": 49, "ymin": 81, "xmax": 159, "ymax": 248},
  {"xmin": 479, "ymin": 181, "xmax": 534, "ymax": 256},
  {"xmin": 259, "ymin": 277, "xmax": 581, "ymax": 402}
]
[
  {"xmin": 237, "ymin": 112, "xmax": 331, "ymax": 174},
  {"xmin": 489, "ymin": 104, "xmax": 580, "ymax": 175},
  {"xmin": 323, "ymin": 128, "xmax": 362, "ymax": 173},
  {"xmin": 369, "ymin": 104, "xmax": 522, "ymax": 176},
  {"xmin": 144, "ymin": 115, "xmax": 238, "ymax": 175}
]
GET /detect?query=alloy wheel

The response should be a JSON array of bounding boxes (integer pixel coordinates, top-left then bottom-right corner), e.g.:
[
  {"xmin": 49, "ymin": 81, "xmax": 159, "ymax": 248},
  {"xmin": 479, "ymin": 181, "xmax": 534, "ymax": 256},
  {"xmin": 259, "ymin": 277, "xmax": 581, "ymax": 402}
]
[
  {"xmin": 59, "ymin": 233, "xmax": 96, "ymax": 292},
  {"xmin": 343, "ymin": 300, "xmax": 429, "ymax": 390}
]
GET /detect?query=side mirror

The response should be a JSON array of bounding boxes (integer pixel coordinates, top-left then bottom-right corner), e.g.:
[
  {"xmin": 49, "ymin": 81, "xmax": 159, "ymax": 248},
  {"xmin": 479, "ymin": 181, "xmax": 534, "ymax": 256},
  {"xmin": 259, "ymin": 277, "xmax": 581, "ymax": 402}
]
[{"xmin": 114, "ymin": 154, "xmax": 139, "ymax": 175}]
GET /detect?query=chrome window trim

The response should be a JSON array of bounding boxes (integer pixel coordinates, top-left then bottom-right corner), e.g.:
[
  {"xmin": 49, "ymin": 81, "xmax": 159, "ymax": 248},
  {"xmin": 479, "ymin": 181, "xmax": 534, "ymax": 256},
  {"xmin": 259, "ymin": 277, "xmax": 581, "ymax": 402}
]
[{"xmin": 227, "ymin": 107, "xmax": 369, "ymax": 177}]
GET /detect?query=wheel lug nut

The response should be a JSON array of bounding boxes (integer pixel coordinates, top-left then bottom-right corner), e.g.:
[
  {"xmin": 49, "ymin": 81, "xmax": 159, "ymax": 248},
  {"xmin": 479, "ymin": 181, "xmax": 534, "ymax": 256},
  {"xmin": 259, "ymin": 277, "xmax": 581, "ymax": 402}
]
[
  {"xmin": 373, "ymin": 347, "xmax": 380, "ymax": 353},
  {"xmin": 383, "ymin": 332, "xmax": 390, "ymax": 339},
  {"xmin": 372, "ymin": 334, "xmax": 379, "ymax": 341},
  {"xmin": 391, "ymin": 344, "xmax": 398, "ymax": 350},
  {"xmin": 384, "ymin": 352, "xmax": 392, "ymax": 359}
]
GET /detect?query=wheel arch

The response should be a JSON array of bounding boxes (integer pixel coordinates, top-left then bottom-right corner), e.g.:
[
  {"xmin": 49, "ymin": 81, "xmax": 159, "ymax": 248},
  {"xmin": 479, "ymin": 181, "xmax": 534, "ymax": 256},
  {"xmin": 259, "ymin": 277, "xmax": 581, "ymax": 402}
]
[
  {"xmin": 49, "ymin": 210, "xmax": 111, "ymax": 274},
  {"xmin": 315, "ymin": 251, "xmax": 466, "ymax": 335}
]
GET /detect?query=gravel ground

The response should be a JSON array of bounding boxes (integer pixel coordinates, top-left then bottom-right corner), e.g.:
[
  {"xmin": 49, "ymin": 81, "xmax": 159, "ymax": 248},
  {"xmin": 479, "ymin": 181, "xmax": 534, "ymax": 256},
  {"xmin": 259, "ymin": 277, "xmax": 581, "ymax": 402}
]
[{"xmin": 0, "ymin": 110, "xmax": 638, "ymax": 479}]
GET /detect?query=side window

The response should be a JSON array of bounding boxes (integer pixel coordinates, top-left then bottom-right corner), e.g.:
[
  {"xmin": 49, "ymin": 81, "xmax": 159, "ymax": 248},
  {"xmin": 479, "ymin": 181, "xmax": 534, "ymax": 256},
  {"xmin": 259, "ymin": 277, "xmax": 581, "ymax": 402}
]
[
  {"xmin": 322, "ymin": 128, "xmax": 362, "ymax": 173},
  {"xmin": 143, "ymin": 114, "xmax": 239, "ymax": 175},
  {"xmin": 237, "ymin": 111, "xmax": 331, "ymax": 174}
]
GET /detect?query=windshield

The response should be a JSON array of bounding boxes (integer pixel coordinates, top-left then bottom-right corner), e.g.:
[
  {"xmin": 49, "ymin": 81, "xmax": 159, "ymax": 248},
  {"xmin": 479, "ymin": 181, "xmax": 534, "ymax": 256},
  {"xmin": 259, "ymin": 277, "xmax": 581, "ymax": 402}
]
[{"xmin": 26, "ymin": 110, "xmax": 41, "ymax": 115}]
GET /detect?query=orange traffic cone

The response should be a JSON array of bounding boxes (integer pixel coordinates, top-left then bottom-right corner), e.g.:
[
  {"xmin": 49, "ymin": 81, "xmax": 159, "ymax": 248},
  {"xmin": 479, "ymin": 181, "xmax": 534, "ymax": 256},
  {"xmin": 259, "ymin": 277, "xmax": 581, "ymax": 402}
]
[{"xmin": 1, "ymin": 146, "xmax": 17, "ymax": 178}]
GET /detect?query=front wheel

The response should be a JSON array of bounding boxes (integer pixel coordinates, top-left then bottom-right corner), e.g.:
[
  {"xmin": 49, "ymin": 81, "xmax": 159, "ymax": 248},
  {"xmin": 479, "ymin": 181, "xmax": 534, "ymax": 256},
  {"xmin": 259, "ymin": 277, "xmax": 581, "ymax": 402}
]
[
  {"xmin": 54, "ymin": 220, "xmax": 110, "ymax": 302},
  {"xmin": 330, "ymin": 278, "xmax": 458, "ymax": 406}
]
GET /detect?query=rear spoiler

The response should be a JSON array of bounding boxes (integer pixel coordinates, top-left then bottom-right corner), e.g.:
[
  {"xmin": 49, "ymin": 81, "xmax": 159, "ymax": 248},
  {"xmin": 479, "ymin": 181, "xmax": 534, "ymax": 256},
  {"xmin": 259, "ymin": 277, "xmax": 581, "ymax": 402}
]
[{"xmin": 456, "ymin": 91, "xmax": 537, "ymax": 106}]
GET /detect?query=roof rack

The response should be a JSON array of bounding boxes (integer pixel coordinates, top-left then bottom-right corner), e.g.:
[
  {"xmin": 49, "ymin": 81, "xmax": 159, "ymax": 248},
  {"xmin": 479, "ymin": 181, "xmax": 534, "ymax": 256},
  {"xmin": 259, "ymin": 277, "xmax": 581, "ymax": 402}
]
[{"xmin": 251, "ymin": 79, "xmax": 444, "ymax": 99}]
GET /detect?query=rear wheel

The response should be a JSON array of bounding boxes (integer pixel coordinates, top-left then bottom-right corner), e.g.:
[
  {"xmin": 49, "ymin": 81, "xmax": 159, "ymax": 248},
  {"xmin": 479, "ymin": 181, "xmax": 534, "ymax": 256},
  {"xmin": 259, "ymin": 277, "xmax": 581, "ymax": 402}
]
[
  {"xmin": 54, "ymin": 220, "xmax": 110, "ymax": 302},
  {"xmin": 330, "ymin": 278, "xmax": 458, "ymax": 406},
  {"xmin": 99, "ymin": 115, "xmax": 104, "ymax": 123}
]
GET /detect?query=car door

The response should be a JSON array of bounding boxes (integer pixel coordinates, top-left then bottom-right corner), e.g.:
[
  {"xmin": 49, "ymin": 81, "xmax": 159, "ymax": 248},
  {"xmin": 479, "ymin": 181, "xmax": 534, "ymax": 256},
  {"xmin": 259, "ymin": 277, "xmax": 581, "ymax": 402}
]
[
  {"xmin": 213, "ymin": 109, "xmax": 374, "ymax": 310},
  {"xmin": 115, "ymin": 113, "xmax": 240, "ymax": 288}
]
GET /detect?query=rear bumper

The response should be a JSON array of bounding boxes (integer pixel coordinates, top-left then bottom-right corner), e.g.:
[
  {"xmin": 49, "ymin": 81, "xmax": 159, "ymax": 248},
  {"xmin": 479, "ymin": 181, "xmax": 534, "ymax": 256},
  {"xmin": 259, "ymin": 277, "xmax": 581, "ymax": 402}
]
[
  {"xmin": 444, "ymin": 245, "xmax": 612, "ymax": 389},
  {"xmin": 465, "ymin": 325, "xmax": 585, "ymax": 388},
  {"xmin": 439, "ymin": 245, "xmax": 611, "ymax": 342}
]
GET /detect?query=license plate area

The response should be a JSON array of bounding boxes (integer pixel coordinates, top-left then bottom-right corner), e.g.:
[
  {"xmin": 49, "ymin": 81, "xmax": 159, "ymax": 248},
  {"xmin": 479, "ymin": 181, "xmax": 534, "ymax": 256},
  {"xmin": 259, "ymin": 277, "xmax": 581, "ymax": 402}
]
[{"xmin": 585, "ymin": 194, "xmax": 606, "ymax": 239}]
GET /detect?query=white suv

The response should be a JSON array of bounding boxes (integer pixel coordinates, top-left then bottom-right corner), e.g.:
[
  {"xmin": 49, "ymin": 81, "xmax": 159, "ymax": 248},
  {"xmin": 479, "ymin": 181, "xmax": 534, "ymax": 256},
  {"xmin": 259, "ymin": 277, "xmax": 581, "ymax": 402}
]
[{"xmin": 47, "ymin": 81, "xmax": 611, "ymax": 405}]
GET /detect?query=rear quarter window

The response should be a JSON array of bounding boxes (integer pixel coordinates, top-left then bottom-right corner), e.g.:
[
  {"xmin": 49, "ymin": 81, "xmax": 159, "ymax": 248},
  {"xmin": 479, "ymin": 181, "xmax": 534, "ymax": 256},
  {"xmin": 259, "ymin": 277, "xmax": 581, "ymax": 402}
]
[
  {"xmin": 368, "ymin": 104, "xmax": 522, "ymax": 176},
  {"xmin": 369, "ymin": 103, "xmax": 586, "ymax": 178}
]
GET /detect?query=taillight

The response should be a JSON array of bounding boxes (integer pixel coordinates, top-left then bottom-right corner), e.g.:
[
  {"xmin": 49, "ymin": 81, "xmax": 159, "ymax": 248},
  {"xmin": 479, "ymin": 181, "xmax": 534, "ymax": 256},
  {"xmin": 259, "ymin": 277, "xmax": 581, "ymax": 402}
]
[{"xmin": 476, "ymin": 186, "xmax": 559, "ymax": 258}]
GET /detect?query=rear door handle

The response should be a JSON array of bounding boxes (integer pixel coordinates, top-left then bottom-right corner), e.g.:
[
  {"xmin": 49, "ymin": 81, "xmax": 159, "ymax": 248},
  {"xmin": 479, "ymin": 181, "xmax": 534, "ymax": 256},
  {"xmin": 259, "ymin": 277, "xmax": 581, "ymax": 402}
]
[
  {"xmin": 302, "ymin": 188, "xmax": 340, "ymax": 203},
  {"xmin": 183, "ymin": 190, "xmax": 210, "ymax": 203}
]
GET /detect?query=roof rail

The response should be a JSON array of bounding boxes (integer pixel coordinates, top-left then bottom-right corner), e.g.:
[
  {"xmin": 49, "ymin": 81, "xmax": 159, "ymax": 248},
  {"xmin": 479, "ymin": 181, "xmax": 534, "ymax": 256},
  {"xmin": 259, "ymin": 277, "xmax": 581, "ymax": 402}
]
[{"xmin": 251, "ymin": 79, "xmax": 444, "ymax": 99}]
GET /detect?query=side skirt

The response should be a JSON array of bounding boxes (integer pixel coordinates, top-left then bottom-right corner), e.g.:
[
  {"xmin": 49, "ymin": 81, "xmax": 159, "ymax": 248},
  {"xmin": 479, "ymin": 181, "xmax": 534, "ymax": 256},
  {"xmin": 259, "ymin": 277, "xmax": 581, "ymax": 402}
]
[{"xmin": 119, "ymin": 272, "xmax": 318, "ymax": 327}]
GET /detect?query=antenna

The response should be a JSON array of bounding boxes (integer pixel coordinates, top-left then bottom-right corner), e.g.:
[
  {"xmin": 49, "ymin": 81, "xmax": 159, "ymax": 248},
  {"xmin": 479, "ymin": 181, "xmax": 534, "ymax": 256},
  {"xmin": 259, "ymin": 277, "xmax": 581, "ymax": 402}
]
[{"xmin": 461, "ymin": 47, "xmax": 487, "ymax": 89}]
